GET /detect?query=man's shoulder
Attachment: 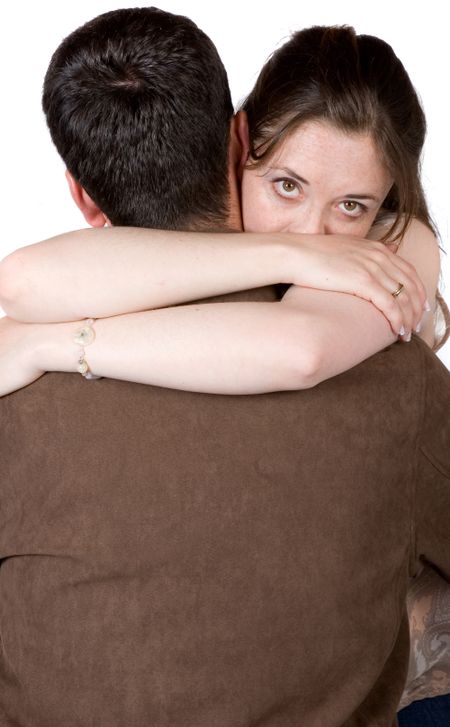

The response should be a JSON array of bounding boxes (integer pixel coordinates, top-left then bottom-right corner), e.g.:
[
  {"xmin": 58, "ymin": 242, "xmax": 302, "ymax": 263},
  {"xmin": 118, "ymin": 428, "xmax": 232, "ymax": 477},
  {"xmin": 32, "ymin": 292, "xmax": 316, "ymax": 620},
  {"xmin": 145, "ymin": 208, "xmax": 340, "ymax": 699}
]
[
  {"xmin": 3, "ymin": 371, "xmax": 156, "ymax": 405},
  {"xmin": 0, "ymin": 373, "xmax": 150, "ymax": 426},
  {"xmin": 337, "ymin": 335, "xmax": 434, "ymax": 389}
]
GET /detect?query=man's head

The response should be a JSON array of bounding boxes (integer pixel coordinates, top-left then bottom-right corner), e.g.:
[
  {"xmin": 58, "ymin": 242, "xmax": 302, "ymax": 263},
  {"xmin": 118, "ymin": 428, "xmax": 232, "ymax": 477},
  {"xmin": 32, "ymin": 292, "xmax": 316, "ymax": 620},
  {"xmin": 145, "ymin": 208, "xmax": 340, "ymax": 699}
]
[{"xmin": 43, "ymin": 7, "xmax": 236, "ymax": 231}]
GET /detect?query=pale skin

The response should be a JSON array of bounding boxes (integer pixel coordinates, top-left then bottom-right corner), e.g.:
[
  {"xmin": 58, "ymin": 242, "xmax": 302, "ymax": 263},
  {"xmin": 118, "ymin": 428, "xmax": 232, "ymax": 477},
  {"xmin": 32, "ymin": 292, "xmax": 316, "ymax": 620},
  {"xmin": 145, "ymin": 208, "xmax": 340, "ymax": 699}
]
[{"xmin": 0, "ymin": 118, "xmax": 439, "ymax": 397}]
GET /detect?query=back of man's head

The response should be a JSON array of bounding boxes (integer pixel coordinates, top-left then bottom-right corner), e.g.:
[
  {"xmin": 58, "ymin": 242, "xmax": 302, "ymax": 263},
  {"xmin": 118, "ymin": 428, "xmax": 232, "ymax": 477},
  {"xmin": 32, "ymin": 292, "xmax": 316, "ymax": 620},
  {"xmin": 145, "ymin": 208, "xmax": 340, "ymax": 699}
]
[{"xmin": 42, "ymin": 7, "xmax": 234, "ymax": 230}]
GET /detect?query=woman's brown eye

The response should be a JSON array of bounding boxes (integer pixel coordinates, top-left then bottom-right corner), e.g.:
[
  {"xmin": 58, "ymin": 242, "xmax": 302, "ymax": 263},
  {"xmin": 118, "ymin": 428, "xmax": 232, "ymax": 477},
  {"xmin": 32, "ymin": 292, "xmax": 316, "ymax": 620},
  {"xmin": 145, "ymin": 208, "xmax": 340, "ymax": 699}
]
[
  {"xmin": 282, "ymin": 180, "xmax": 296, "ymax": 193},
  {"xmin": 274, "ymin": 179, "xmax": 300, "ymax": 199},
  {"xmin": 339, "ymin": 200, "xmax": 363, "ymax": 216}
]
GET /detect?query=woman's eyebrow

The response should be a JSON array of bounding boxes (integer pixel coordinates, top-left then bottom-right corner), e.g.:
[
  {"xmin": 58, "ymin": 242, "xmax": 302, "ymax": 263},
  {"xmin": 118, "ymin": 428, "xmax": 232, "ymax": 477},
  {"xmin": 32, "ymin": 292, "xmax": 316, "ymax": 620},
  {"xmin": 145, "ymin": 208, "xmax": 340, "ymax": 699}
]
[
  {"xmin": 343, "ymin": 193, "xmax": 380, "ymax": 202},
  {"xmin": 270, "ymin": 167, "xmax": 310, "ymax": 185}
]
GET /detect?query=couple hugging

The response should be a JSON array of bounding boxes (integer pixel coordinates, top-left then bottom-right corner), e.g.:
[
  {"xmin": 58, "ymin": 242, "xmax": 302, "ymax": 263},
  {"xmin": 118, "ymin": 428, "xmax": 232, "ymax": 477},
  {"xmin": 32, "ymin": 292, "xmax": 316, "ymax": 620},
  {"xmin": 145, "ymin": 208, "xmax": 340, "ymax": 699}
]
[{"xmin": 0, "ymin": 7, "xmax": 449, "ymax": 726}]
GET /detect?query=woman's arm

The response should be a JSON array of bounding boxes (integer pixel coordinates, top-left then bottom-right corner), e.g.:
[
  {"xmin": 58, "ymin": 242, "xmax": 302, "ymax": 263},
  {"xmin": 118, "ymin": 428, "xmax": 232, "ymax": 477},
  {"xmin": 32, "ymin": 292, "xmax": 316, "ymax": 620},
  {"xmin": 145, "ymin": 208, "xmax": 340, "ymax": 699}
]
[
  {"xmin": 0, "ymin": 227, "xmax": 424, "ymax": 337},
  {"xmin": 0, "ymin": 295, "xmax": 394, "ymax": 397},
  {"xmin": 0, "ymin": 278, "xmax": 432, "ymax": 398}
]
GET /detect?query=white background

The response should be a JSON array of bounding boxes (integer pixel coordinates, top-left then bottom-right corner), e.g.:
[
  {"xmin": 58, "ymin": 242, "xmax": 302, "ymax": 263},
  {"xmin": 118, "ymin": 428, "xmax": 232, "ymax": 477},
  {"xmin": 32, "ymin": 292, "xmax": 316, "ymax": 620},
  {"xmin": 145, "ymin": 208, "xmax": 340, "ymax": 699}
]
[{"xmin": 1, "ymin": 1, "xmax": 449, "ymax": 367}]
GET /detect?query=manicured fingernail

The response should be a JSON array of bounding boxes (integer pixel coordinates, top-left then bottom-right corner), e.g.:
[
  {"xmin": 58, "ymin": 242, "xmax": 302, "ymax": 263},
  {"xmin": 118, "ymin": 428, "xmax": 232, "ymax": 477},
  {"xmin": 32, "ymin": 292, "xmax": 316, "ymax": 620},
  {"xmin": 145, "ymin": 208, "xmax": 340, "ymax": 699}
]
[
  {"xmin": 399, "ymin": 326, "xmax": 405, "ymax": 336},
  {"xmin": 424, "ymin": 300, "xmax": 431, "ymax": 312},
  {"xmin": 405, "ymin": 331, "xmax": 412, "ymax": 342},
  {"xmin": 415, "ymin": 322, "xmax": 422, "ymax": 333}
]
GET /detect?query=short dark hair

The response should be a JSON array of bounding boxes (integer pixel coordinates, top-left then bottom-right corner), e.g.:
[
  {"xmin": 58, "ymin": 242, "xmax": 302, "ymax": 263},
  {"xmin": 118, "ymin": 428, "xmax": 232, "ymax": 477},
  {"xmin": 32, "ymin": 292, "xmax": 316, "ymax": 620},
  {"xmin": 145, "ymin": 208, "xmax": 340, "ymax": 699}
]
[{"xmin": 43, "ymin": 7, "xmax": 234, "ymax": 230}]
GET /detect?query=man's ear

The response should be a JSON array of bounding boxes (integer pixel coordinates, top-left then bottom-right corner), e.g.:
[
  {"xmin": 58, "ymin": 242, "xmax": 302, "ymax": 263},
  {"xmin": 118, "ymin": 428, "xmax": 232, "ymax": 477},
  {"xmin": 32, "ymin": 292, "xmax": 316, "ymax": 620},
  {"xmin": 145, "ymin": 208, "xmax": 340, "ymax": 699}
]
[
  {"xmin": 233, "ymin": 110, "xmax": 250, "ymax": 180},
  {"xmin": 65, "ymin": 170, "xmax": 107, "ymax": 228},
  {"xmin": 226, "ymin": 113, "xmax": 249, "ymax": 231}
]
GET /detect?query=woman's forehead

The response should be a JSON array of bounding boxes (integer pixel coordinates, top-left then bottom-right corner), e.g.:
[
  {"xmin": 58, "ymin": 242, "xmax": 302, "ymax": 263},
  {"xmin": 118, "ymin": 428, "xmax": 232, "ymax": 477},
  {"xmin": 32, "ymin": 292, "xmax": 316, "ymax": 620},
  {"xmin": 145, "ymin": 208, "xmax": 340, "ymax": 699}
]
[{"xmin": 270, "ymin": 120, "xmax": 392, "ymax": 192}]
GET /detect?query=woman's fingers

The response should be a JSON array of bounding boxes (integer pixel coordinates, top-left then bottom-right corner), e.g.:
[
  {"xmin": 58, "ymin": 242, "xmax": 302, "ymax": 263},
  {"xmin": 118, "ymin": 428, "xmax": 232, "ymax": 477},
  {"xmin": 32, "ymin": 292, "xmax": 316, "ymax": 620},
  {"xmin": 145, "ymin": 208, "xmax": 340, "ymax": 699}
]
[
  {"xmin": 356, "ymin": 278, "xmax": 409, "ymax": 336},
  {"xmin": 375, "ymin": 248, "xmax": 427, "ymax": 337},
  {"xmin": 290, "ymin": 235, "xmax": 428, "ymax": 339},
  {"xmin": 353, "ymin": 244, "xmax": 426, "ymax": 337}
]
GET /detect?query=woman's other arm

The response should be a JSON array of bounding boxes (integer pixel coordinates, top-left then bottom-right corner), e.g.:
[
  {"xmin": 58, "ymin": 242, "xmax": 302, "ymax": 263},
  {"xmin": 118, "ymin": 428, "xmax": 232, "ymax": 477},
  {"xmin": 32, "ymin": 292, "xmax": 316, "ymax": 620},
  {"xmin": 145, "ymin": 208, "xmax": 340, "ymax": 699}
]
[
  {"xmin": 0, "ymin": 228, "xmax": 285, "ymax": 321},
  {"xmin": 0, "ymin": 228, "xmax": 424, "ymax": 338}
]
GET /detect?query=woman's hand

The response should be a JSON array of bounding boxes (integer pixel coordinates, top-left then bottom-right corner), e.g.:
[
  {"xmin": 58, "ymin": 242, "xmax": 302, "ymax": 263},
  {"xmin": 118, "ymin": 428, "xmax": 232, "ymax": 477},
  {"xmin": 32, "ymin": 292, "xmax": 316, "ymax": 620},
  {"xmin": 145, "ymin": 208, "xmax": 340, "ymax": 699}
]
[
  {"xmin": 282, "ymin": 234, "xmax": 427, "ymax": 337},
  {"xmin": 0, "ymin": 317, "xmax": 46, "ymax": 396}
]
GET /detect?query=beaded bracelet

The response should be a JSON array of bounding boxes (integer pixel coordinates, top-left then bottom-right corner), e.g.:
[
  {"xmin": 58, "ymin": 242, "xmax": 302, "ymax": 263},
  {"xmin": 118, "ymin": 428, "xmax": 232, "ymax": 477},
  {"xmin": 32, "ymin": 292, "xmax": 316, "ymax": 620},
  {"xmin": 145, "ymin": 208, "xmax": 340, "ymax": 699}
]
[{"xmin": 73, "ymin": 318, "xmax": 101, "ymax": 380}]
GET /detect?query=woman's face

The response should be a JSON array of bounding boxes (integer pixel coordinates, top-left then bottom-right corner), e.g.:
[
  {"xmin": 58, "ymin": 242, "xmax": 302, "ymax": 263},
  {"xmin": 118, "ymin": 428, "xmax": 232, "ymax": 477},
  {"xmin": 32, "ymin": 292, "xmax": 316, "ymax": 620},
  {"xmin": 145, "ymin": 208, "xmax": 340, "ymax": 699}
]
[{"xmin": 241, "ymin": 120, "xmax": 393, "ymax": 238}]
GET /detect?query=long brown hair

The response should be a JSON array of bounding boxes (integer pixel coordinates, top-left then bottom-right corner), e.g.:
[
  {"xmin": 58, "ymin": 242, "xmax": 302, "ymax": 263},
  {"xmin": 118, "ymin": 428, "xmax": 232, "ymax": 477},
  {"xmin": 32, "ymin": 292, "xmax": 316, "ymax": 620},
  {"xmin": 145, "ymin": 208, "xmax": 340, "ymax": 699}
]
[{"xmin": 242, "ymin": 25, "xmax": 449, "ymax": 348}]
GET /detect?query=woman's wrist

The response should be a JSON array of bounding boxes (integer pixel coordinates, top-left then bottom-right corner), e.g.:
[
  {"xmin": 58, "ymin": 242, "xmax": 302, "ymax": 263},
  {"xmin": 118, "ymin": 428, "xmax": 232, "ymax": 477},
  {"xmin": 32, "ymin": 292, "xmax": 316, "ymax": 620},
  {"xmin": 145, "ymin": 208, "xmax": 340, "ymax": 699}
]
[
  {"xmin": 270, "ymin": 233, "xmax": 316, "ymax": 286},
  {"xmin": 241, "ymin": 233, "xmax": 301, "ymax": 287},
  {"xmin": 34, "ymin": 320, "xmax": 87, "ymax": 375}
]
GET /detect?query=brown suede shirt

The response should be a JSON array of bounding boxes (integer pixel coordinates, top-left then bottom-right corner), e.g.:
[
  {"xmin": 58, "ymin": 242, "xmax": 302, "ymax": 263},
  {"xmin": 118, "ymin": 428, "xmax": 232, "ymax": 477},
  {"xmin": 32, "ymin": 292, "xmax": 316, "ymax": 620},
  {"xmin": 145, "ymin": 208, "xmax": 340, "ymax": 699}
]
[{"xmin": 0, "ymin": 290, "xmax": 449, "ymax": 726}]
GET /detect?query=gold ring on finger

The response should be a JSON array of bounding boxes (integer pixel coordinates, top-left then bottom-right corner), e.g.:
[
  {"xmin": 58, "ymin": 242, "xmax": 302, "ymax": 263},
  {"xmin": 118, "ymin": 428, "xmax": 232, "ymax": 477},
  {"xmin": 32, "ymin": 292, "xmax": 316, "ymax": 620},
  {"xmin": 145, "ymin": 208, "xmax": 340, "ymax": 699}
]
[{"xmin": 392, "ymin": 283, "xmax": 404, "ymax": 298}]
